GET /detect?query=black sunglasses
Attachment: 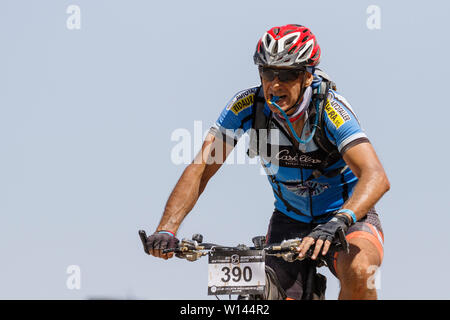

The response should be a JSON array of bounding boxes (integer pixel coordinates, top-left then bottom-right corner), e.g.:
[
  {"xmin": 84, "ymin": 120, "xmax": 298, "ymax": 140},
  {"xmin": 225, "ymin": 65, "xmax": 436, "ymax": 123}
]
[{"xmin": 258, "ymin": 66, "xmax": 304, "ymax": 82}]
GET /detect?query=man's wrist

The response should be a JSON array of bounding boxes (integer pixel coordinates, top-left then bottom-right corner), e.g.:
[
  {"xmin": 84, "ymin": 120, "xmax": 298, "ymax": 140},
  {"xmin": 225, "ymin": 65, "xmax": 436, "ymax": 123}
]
[
  {"xmin": 334, "ymin": 213, "xmax": 352, "ymax": 228},
  {"xmin": 157, "ymin": 230, "xmax": 175, "ymax": 237},
  {"xmin": 336, "ymin": 208, "xmax": 357, "ymax": 224}
]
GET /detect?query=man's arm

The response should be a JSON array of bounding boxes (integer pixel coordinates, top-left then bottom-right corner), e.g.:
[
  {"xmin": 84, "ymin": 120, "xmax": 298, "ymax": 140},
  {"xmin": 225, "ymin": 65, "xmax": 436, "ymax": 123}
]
[
  {"xmin": 340, "ymin": 142, "xmax": 390, "ymax": 220},
  {"xmin": 150, "ymin": 132, "xmax": 234, "ymax": 258},
  {"xmin": 298, "ymin": 142, "xmax": 390, "ymax": 259}
]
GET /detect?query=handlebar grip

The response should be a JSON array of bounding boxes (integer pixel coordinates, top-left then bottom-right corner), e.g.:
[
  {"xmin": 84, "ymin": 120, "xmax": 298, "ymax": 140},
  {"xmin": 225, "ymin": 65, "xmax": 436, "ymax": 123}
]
[
  {"xmin": 138, "ymin": 230, "xmax": 149, "ymax": 254},
  {"xmin": 162, "ymin": 248, "xmax": 179, "ymax": 254}
]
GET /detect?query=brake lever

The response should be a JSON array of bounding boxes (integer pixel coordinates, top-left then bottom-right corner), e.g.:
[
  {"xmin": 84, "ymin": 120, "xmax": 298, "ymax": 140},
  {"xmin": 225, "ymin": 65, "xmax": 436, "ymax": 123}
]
[
  {"xmin": 162, "ymin": 238, "xmax": 206, "ymax": 262},
  {"xmin": 265, "ymin": 238, "xmax": 304, "ymax": 262},
  {"xmin": 336, "ymin": 227, "xmax": 349, "ymax": 254}
]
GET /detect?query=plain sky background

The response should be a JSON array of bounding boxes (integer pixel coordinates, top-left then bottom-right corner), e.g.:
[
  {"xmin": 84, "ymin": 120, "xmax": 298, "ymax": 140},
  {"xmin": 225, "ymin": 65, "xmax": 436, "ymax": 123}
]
[{"xmin": 1, "ymin": 0, "xmax": 449, "ymax": 299}]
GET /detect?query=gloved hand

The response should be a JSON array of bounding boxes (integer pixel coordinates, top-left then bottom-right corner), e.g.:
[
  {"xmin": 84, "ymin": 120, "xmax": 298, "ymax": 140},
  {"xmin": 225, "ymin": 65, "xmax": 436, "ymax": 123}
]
[
  {"xmin": 297, "ymin": 214, "xmax": 351, "ymax": 260},
  {"xmin": 145, "ymin": 231, "xmax": 179, "ymax": 260},
  {"xmin": 308, "ymin": 215, "xmax": 351, "ymax": 243}
]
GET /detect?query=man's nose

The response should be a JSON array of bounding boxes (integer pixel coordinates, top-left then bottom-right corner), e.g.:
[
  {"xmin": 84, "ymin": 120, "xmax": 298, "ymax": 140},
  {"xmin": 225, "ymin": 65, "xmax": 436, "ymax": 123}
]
[{"xmin": 271, "ymin": 78, "xmax": 282, "ymax": 89}]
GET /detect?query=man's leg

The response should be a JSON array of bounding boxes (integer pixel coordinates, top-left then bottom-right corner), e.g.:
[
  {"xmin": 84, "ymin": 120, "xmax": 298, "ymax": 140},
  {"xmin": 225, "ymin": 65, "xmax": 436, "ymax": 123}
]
[
  {"xmin": 335, "ymin": 235, "xmax": 382, "ymax": 299},
  {"xmin": 326, "ymin": 208, "xmax": 384, "ymax": 300}
]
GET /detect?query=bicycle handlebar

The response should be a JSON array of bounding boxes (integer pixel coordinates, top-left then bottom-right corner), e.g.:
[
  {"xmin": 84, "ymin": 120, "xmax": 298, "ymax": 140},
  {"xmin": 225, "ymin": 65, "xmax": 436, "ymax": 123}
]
[{"xmin": 139, "ymin": 228, "xmax": 349, "ymax": 263}]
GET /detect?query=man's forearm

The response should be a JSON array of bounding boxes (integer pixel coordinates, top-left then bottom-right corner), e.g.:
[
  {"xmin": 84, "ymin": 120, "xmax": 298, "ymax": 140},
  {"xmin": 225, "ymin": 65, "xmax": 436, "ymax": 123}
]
[
  {"xmin": 156, "ymin": 163, "xmax": 205, "ymax": 234},
  {"xmin": 341, "ymin": 169, "xmax": 390, "ymax": 221},
  {"xmin": 155, "ymin": 132, "xmax": 230, "ymax": 234}
]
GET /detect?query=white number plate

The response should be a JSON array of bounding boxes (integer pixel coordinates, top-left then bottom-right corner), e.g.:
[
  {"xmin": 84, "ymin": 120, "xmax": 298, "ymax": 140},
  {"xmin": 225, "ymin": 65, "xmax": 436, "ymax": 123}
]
[{"xmin": 207, "ymin": 250, "xmax": 265, "ymax": 295}]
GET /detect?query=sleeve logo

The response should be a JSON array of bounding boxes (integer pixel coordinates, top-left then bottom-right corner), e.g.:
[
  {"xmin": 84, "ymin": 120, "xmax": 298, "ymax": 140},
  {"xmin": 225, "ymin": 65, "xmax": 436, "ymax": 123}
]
[
  {"xmin": 324, "ymin": 99, "xmax": 351, "ymax": 128},
  {"xmin": 227, "ymin": 89, "xmax": 256, "ymax": 115}
]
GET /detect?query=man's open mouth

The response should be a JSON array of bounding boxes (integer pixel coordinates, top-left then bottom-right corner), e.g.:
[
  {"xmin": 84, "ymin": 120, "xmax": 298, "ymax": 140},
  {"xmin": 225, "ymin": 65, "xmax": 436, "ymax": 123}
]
[{"xmin": 270, "ymin": 94, "xmax": 287, "ymax": 103}]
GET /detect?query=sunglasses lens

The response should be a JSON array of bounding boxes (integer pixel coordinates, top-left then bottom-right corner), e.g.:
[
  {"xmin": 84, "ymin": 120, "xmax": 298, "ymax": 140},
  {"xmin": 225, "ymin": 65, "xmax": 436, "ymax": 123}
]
[
  {"xmin": 260, "ymin": 68, "xmax": 301, "ymax": 82},
  {"xmin": 279, "ymin": 70, "xmax": 300, "ymax": 82},
  {"xmin": 261, "ymin": 69, "xmax": 276, "ymax": 81}
]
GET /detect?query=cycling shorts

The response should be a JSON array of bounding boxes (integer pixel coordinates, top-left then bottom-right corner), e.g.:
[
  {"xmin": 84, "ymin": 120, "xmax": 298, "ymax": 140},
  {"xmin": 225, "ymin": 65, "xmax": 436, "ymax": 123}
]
[{"xmin": 265, "ymin": 208, "xmax": 384, "ymax": 300}]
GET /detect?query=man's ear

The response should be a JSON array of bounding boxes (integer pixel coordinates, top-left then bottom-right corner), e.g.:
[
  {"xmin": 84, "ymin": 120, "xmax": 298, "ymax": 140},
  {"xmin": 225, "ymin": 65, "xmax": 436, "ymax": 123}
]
[{"xmin": 303, "ymin": 72, "xmax": 314, "ymax": 87}]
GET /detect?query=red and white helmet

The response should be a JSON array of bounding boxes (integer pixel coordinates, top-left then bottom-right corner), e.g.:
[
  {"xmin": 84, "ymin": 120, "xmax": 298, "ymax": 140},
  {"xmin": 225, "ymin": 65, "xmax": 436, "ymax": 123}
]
[{"xmin": 254, "ymin": 24, "xmax": 321, "ymax": 69}]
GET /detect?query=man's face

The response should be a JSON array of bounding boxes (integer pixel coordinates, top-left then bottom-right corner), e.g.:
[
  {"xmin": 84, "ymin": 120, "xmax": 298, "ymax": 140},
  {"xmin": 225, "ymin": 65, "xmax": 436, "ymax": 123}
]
[{"xmin": 260, "ymin": 67, "xmax": 311, "ymax": 115}]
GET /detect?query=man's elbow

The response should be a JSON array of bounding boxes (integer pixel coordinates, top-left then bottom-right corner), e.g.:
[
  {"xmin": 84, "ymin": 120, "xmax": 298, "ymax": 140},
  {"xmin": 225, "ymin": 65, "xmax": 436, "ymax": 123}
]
[
  {"xmin": 378, "ymin": 170, "xmax": 391, "ymax": 194},
  {"xmin": 362, "ymin": 166, "xmax": 390, "ymax": 194}
]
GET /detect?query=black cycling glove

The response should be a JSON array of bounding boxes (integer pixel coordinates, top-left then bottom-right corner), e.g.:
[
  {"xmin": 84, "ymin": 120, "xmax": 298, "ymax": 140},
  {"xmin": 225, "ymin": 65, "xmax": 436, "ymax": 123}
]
[
  {"xmin": 307, "ymin": 215, "xmax": 351, "ymax": 243},
  {"xmin": 144, "ymin": 231, "xmax": 179, "ymax": 254}
]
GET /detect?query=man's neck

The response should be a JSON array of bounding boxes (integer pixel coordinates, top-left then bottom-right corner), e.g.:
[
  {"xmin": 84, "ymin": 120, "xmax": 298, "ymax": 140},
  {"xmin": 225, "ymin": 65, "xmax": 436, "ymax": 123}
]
[
  {"xmin": 284, "ymin": 95, "xmax": 304, "ymax": 117},
  {"xmin": 276, "ymin": 113, "xmax": 306, "ymax": 148}
]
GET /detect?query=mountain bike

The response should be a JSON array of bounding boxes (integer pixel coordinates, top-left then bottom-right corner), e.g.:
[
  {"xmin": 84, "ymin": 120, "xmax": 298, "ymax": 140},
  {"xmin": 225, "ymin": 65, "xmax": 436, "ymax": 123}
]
[{"xmin": 138, "ymin": 229, "xmax": 348, "ymax": 300}]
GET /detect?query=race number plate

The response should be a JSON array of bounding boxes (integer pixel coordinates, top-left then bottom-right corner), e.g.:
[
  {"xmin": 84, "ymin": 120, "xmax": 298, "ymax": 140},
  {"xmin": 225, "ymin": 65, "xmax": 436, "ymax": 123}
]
[{"xmin": 207, "ymin": 250, "xmax": 265, "ymax": 295}]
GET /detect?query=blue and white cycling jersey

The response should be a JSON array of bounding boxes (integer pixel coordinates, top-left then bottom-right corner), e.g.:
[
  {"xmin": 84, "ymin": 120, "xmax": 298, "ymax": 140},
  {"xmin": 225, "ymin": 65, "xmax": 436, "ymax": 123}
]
[{"xmin": 209, "ymin": 76, "xmax": 370, "ymax": 223}]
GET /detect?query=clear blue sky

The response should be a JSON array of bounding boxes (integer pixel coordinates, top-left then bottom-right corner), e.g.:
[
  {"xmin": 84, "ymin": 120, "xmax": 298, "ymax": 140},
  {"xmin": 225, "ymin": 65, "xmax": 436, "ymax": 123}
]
[{"xmin": 1, "ymin": 0, "xmax": 449, "ymax": 299}]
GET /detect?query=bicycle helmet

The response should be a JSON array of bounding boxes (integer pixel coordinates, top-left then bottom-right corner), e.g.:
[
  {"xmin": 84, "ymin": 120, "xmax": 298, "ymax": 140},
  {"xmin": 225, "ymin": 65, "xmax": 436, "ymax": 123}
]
[{"xmin": 254, "ymin": 24, "xmax": 321, "ymax": 69}]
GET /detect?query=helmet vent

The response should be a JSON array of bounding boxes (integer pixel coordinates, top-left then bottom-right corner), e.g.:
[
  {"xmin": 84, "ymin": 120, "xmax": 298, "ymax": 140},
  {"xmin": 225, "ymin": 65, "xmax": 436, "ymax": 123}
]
[
  {"xmin": 283, "ymin": 29, "xmax": 295, "ymax": 36},
  {"xmin": 311, "ymin": 49, "xmax": 319, "ymax": 59},
  {"xmin": 273, "ymin": 41, "xmax": 278, "ymax": 54},
  {"xmin": 265, "ymin": 34, "xmax": 272, "ymax": 48},
  {"xmin": 284, "ymin": 37, "xmax": 295, "ymax": 47}
]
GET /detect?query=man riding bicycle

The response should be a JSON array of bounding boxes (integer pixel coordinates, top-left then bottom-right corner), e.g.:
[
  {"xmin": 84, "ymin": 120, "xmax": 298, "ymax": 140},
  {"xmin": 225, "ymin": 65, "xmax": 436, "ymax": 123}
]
[{"xmin": 144, "ymin": 24, "xmax": 390, "ymax": 300}]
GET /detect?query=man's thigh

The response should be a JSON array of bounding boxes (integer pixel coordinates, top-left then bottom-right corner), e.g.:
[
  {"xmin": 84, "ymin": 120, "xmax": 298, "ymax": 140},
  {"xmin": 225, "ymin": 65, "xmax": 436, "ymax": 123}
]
[
  {"xmin": 336, "ymin": 236, "xmax": 382, "ymax": 283},
  {"xmin": 326, "ymin": 208, "xmax": 384, "ymax": 278}
]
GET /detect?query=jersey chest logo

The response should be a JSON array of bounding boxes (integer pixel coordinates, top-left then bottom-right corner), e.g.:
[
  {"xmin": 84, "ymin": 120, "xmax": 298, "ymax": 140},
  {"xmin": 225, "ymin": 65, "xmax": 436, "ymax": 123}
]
[
  {"xmin": 270, "ymin": 147, "xmax": 325, "ymax": 169},
  {"xmin": 283, "ymin": 180, "xmax": 330, "ymax": 197}
]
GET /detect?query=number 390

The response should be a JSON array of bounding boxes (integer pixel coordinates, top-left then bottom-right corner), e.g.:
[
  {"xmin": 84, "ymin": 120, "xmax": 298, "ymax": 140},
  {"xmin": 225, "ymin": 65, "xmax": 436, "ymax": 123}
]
[{"xmin": 221, "ymin": 266, "xmax": 252, "ymax": 282}]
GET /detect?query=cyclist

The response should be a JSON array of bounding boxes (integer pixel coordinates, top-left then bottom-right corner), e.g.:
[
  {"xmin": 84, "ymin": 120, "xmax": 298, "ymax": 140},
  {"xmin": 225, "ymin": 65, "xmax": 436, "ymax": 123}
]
[{"xmin": 144, "ymin": 24, "xmax": 390, "ymax": 300}]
